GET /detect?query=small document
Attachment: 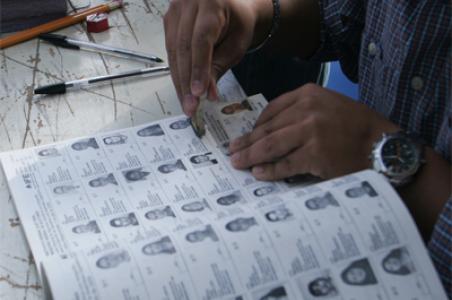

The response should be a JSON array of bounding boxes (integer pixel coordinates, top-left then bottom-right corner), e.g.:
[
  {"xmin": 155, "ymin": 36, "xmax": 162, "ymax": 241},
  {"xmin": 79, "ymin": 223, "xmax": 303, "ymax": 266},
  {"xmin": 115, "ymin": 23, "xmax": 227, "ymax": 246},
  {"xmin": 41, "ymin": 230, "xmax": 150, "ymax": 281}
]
[{"xmin": 0, "ymin": 74, "xmax": 447, "ymax": 300}]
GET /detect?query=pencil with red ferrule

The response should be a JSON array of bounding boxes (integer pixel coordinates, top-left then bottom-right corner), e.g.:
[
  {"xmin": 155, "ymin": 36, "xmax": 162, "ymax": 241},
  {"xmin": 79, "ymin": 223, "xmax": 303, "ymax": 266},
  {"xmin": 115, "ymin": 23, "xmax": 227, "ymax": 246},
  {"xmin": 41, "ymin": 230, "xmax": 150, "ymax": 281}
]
[{"xmin": 0, "ymin": 0, "xmax": 123, "ymax": 49}]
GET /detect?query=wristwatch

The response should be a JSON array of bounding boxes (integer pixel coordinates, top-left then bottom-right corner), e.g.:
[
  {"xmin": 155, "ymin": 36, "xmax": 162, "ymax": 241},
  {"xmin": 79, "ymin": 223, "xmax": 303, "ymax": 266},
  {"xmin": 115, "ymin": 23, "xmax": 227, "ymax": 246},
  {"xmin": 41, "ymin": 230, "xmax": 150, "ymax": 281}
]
[{"xmin": 370, "ymin": 131, "xmax": 425, "ymax": 187}]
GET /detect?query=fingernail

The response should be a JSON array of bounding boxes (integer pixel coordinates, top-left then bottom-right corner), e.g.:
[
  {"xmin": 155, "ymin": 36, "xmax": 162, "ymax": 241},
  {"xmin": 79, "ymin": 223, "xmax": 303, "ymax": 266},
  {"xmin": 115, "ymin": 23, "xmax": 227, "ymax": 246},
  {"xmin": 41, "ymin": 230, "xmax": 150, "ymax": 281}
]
[
  {"xmin": 231, "ymin": 152, "xmax": 240, "ymax": 166},
  {"xmin": 252, "ymin": 166, "xmax": 264, "ymax": 174},
  {"xmin": 191, "ymin": 80, "xmax": 204, "ymax": 96},
  {"xmin": 207, "ymin": 83, "xmax": 219, "ymax": 100},
  {"xmin": 182, "ymin": 95, "xmax": 193, "ymax": 115}
]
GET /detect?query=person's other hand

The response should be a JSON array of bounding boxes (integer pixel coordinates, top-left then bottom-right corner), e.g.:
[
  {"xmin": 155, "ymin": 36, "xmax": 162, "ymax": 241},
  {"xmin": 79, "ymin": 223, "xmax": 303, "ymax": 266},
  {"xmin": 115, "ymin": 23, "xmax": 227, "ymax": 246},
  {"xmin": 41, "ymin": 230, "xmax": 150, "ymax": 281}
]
[
  {"xmin": 229, "ymin": 84, "xmax": 400, "ymax": 180},
  {"xmin": 164, "ymin": 0, "xmax": 257, "ymax": 116}
]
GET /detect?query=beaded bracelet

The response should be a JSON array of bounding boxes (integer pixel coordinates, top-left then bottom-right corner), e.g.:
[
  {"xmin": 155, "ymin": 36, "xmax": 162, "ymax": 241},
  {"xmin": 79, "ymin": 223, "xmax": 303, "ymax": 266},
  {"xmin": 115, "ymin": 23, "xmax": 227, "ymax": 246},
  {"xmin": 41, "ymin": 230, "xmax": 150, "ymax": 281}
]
[{"xmin": 246, "ymin": 0, "xmax": 281, "ymax": 54}]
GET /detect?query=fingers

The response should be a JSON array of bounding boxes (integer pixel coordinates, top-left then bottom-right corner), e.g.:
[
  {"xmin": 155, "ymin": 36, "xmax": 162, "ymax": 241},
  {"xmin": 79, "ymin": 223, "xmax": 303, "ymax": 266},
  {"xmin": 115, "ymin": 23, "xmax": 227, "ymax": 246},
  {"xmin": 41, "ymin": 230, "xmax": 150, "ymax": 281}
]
[
  {"xmin": 165, "ymin": 1, "xmax": 226, "ymax": 115},
  {"xmin": 254, "ymin": 83, "xmax": 324, "ymax": 127},
  {"xmin": 211, "ymin": 26, "xmax": 249, "ymax": 80},
  {"xmin": 176, "ymin": 4, "xmax": 199, "ymax": 115},
  {"xmin": 229, "ymin": 98, "xmax": 301, "ymax": 153},
  {"xmin": 207, "ymin": 76, "xmax": 219, "ymax": 100},
  {"xmin": 191, "ymin": 11, "xmax": 225, "ymax": 103},
  {"xmin": 251, "ymin": 146, "xmax": 311, "ymax": 181},
  {"xmin": 205, "ymin": 20, "xmax": 252, "ymax": 100},
  {"xmin": 164, "ymin": 0, "xmax": 256, "ymax": 115},
  {"xmin": 229, "ymin": 117, "xmax": 288, "ymax": 153},
  {"xmin": 229, "ymin": 84, "xmax": 324, "ymax": 154},
  {"xmin": 191, "ymin": 13, "xmax": 223, "ymax": 97},
  {"xmin": 254, "ymin": 91, "xmax": 299, "ymax": 127},
  {"xmin": 230, "ymin": 123, "xmax": 306, "ymax": 170}
]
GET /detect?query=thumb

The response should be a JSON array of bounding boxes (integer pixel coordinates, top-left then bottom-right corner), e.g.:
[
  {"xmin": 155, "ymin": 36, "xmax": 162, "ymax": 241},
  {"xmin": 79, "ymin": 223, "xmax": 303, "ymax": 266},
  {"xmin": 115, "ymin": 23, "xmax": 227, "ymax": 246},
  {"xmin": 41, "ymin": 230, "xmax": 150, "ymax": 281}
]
[
  {"xmin": 206, "ymin": 76, "xmax": 220, "ymax": 101},
  {"xmin": 207, "ymin": 34, "xmax": 249, "ymax": 100}
]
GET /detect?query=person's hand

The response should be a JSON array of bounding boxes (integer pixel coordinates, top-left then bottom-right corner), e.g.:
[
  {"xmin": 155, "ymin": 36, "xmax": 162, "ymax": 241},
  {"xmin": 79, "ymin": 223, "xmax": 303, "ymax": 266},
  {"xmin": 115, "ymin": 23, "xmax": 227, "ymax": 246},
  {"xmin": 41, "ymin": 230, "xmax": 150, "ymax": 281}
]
[
  {"xmin": 164, "ymin": 0, "xmax": 258, "ymax": 116},
  {"xmin": 229, "ymin": 84, "xmax": 400, "ymax": 180}
]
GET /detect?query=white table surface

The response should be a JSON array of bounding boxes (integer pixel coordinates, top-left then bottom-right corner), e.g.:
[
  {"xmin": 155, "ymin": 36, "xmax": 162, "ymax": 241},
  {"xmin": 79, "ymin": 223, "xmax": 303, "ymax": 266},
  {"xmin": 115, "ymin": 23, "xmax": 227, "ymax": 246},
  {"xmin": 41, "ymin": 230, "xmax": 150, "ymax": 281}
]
[{"xmin": 0, "ymin": 1, "xmax": 181, "ymax": 298}]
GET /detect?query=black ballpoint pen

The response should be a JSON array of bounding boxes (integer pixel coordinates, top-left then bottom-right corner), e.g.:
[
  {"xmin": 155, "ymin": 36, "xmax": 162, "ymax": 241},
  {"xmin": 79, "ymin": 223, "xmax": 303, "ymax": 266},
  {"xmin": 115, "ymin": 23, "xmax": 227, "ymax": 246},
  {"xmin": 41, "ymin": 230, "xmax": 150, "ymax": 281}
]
[
  {"xmin": 39, "ymin": 33, "xmax": 164, "ymax": 63},
  {"xmin": 34, "ymin": 66, "xmax": 170, "ymax": 95}
]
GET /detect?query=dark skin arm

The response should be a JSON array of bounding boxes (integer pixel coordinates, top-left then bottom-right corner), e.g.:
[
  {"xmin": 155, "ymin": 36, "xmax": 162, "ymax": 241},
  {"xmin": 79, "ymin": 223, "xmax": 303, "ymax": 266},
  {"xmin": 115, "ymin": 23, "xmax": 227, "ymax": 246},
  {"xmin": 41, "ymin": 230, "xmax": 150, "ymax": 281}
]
[
  {"xmin": 397, "ymin": 148, "xmax": 451, "ymax": 241},
  {"xmin": 251, "ymin": 0, "xmax": 321, "ymax": 57},
  {"xmin": 164, "ymin": 0, "xmax": 450, "ymax": 241},
  {"xmin": 228, "ymin": 84, "xmax": 451, "ymax": 241},
  {"xmin": 164, "ymin": 0, "xmax": 320, "ymax": 116}
]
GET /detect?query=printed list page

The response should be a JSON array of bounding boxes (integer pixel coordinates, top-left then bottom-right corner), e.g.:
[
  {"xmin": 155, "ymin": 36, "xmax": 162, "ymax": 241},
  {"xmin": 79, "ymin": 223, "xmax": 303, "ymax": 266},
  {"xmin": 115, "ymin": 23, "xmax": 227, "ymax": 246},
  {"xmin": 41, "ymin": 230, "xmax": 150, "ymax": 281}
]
[{"xmin": 42, "ymin": 170, "xmax": 447, "ymax": 300}]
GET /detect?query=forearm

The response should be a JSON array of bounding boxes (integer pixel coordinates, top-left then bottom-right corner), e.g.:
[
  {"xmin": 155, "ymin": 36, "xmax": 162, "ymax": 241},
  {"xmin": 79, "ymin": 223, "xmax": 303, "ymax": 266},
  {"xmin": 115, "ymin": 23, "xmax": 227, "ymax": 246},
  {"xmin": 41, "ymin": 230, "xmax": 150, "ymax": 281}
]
[
  {"xmin": 250, "ymin": 0, "xmax": 321, "ymax": 57},
  {"xmin": 398, "ymin": 147, "xmax": 451, "ymax": 242}
]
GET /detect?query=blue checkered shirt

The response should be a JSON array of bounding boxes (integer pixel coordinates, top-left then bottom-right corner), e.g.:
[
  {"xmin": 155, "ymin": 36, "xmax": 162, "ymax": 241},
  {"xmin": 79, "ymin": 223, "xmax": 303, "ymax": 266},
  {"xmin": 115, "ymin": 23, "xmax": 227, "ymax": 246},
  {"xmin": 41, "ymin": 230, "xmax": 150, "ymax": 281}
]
[{"xmin": 313, "ymin": 0, "xmax": 451, "ymax": 296}]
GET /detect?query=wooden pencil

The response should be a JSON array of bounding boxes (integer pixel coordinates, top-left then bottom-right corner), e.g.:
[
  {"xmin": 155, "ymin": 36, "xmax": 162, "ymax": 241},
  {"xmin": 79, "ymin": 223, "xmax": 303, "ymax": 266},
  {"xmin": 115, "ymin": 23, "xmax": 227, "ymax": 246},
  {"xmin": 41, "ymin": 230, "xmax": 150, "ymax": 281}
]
[{"xmin": 0, "ymin": 0, "xmax": 123, "ymax": 49}]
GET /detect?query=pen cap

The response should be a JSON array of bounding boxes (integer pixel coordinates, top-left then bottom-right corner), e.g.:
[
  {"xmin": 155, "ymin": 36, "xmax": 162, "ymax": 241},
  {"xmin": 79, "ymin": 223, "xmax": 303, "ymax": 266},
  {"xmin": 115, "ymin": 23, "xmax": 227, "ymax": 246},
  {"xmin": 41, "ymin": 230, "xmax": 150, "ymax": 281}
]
[
  {"xmin": 39, "ymin": 33, "xmax": 80, "ymax": 49},
  {"xmin": 34, "ymin": 82, "xmax": 67, "ymax": 95}
]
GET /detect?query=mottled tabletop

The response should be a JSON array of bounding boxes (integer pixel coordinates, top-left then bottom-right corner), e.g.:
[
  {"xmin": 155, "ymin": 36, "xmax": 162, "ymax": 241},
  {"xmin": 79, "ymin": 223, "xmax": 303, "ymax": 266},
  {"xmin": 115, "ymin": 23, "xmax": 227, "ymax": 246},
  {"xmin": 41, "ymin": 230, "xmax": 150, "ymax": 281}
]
[{"xmin": 0, "ymin": 1, "xmax": 180, "ymax": 298}]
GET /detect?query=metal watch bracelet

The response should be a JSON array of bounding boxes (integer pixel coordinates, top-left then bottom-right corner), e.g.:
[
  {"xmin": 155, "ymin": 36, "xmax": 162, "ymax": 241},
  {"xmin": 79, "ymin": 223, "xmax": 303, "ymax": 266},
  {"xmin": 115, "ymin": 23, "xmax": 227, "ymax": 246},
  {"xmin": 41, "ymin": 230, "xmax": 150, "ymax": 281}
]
[{"xmin": 246, "ymin": 0, "xmax": 281, "ymax": 54}]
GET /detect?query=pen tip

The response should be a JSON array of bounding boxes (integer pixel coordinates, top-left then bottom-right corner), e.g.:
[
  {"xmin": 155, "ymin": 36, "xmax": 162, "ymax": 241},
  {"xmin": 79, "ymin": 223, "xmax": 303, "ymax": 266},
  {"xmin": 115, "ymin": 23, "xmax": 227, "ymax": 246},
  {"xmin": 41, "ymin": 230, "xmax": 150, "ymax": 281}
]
[{"xmin": 155, "ymin": 57, "xmax": 164, "ymax": 63}]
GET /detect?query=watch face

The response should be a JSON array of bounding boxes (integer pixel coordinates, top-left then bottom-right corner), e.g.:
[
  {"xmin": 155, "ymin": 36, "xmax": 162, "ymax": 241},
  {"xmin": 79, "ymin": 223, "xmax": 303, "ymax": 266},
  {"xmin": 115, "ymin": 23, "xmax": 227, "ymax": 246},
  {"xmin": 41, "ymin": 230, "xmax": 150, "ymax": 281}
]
[{"xmin": 381, "ymin": 137, "xmax": 419, "ymax": 175}]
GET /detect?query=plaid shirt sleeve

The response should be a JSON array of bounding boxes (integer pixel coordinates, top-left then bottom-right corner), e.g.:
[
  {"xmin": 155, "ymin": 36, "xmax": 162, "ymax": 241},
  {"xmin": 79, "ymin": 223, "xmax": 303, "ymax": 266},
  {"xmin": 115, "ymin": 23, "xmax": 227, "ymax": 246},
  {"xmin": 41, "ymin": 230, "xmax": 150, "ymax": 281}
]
[
  {"xmin": 312, "ymin": 0, "xmax": 452, "ymax": 296},
  {"xmin": 311, "ymin": 0, "xmax": 451, "ymax": 165},
  {"xmin": 309, "ymin": 0, "xmax": 365, "ymax": 82}
]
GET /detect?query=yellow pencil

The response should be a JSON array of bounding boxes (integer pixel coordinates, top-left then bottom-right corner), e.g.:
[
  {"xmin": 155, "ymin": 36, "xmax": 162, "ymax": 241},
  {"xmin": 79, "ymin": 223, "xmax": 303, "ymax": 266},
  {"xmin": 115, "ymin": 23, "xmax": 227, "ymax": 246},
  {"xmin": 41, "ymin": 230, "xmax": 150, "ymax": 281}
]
[{"xmin": 0, "ymin": 0, "xmax": 123, "ymax": 49}]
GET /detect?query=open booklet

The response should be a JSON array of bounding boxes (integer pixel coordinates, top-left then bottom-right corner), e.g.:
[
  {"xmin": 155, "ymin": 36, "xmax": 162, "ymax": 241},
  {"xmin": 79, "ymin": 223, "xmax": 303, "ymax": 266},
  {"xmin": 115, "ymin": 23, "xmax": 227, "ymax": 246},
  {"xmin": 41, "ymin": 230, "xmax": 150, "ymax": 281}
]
[{"xmin": 0, "ymin": 83, "xmax": 447, "ymax": 299}]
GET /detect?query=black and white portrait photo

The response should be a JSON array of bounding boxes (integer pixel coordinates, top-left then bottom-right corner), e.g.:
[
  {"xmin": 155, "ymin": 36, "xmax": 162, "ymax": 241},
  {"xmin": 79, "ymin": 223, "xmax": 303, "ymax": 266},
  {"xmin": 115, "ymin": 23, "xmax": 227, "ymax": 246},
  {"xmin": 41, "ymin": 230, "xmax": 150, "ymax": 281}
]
[
  {"xmin": 88, "ymin": 173, "xmax": 118, "ymax": 188},
  {"xmin": 137, "ymin": 124, "xmax": 165, "ymax": 137},
  {"xmin": 307, "ymin": 276, "xmax": 338, "ymax": 298},
  {"xmin": 72, "ymin": 220, "xmax": 101, "ymax": 234},
  {"xmin": 37, "ymin": 147, "xmax": 60, "ymax": 157},
  {"xmin": 381, "ymin": 247, "xmax": 416, "ymax": 275},
  {"xmin": 253, "ymin": 185, "xmax": 277, "ymax": 197},
  {"xmin": 71, "ymin": 138, "xmax": 99, "ymax": 151},
  {"xmin": 345, "ymin": 181, "xmax": 378, "ymax": 198},
  {"xmin": 169, "ymin": 118, "xmax": 191, "ymax": 130},
  {"xmin": 305, "ymin": 192, "xmax": 339, "ymax": 210},
  {"xmin": 340, "ymin": 258, "xmax": 378, "ymax": 286},
  {"xmin": 254, "ymin": 285, "xmax": 288, "ymax": 300},
  {"xmin": 110, "ymin": 212, "xmax": 139, "ymax": 227},
  {"xmin": 189, "ymin": 152, "xmax": 218, "ymax": 168},
  {"xmin": 123, "ymin": 168, "xmax": 151, "ymax": 182},
  {"xmin": 96, "ymin": 250, "xmax": 131, "ymax": 269},
  {"xmin": 265, "ymin": 206, "xmax": 293, "ymax": 222},
  {"xmin": 220, "ymin": 100, "xmax": 253, "ymax": 115},
  {"xmin": 185, "ymin": 225, "xmax": 219, "ymax": 243},
  {"xmin": 145, "ymin": 206, "xmax": 176, "ymax": 220},
  {"xmin": 53, "ymin": 184, "xmax": 80, "ymax": 195},
  {"xmin": 225, "ymin": 217, "xmax": 258, "ymax": 232},
  {"xmin": 142, "ymin": 236, "xmax": 176, "ymax": 256},
  {"xmin": 283, "ymin": 174, "xmax": 319, "ymax": 186},
  {"xmin": 216, "ymin": 191, "xmax": 243, "ymax": 206},
  {"xmin": 157, "ymin": 159, "xmax": 187, "ymax": 174},
  {"xmin": 181, "ymin": 199, "xmax": 210, "ymax": 212},
  {"xmin": 103, "ymin": 134, "xmax": 128, "ymax": 145}
]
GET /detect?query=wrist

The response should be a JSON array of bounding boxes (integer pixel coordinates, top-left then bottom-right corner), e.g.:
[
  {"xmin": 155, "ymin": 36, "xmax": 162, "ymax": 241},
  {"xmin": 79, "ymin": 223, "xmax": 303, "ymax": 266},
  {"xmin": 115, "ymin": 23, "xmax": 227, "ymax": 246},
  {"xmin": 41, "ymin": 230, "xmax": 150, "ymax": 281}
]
[
  {"xmin": 364, "ymin": 113, "xmax": 400, "ymax": 169},
  {"xmin": 249, "ymin": 0, "xmax": 274, "ymax": 50},
  {"xmin": 398, "ymin": 147, "xmax": 451, "ymax": 240},
  {"xmin": 371, "ymin": 131, "xmax": 425, "ymax": 186}
]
